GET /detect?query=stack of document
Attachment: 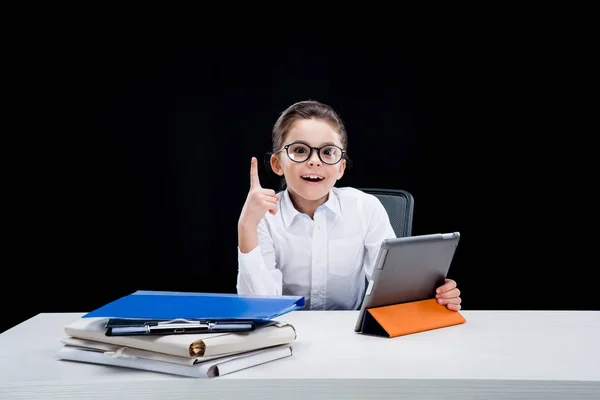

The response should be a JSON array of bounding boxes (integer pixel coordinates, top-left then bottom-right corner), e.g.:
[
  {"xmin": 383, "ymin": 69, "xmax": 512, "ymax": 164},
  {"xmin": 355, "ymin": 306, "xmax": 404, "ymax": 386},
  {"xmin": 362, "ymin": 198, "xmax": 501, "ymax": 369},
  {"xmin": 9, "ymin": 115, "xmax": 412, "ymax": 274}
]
[{"xmin": 57, "ymin": 291, "xmax": 305, "ymax": 378}]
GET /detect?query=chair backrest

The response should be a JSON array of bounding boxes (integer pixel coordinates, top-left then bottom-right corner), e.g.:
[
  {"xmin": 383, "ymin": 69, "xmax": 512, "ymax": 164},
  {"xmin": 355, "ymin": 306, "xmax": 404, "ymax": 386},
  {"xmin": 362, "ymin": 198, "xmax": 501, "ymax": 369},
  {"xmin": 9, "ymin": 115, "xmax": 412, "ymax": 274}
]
[{"xmin": 360, "ymin": 188, "xmax": 414, "ymax": 237}]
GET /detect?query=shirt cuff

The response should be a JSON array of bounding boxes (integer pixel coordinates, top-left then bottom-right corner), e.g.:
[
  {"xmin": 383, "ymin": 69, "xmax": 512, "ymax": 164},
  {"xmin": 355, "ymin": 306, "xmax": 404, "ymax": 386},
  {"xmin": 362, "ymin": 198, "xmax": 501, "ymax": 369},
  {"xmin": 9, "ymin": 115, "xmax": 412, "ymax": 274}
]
[{"xmin": 237, "ymin": 245, "xmax": 264, "ymax": 274}]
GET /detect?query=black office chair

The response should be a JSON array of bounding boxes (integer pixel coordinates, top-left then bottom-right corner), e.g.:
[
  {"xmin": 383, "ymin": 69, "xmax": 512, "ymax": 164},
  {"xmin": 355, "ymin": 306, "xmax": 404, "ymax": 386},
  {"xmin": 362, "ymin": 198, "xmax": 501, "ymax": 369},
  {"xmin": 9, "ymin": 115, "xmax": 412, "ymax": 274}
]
[{"xmin": 360, "ymin": 188, "xmax": 414, "ymax": 238}]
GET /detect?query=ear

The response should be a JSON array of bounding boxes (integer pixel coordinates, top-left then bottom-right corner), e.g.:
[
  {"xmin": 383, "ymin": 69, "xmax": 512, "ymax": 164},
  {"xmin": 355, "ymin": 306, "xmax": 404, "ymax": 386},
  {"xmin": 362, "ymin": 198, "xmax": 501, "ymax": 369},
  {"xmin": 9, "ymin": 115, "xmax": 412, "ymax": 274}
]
[
  {"xmin": 336, "ymin": 159, "xmax": 346, "ymax": 180},
  {"xmin": 270, "ymin": 154, "xmax": 284, "ymax": 176}
]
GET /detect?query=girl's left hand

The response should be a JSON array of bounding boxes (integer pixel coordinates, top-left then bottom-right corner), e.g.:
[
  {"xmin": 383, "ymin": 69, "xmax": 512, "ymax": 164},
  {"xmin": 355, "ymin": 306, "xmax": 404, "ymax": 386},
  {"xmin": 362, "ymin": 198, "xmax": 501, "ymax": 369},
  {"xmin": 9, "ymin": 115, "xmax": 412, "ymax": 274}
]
[{"xmin": 435, "ymin": 279, "xmax": 462, "ymax": 311}]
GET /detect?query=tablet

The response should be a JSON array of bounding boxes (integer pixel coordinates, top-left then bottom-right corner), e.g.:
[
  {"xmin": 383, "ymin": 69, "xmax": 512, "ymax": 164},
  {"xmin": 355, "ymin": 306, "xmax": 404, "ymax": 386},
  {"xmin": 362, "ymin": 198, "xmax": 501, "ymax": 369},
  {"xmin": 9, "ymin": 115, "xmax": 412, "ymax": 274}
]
[{"xmin": 354, "ymin": 232, "xmax": 461, "ymax": 332}]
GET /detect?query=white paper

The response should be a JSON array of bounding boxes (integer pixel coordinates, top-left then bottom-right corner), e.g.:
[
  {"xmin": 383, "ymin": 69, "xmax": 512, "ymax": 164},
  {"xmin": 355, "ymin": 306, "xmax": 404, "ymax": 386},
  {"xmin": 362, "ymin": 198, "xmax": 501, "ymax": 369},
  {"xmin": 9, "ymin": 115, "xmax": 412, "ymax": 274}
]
[{"xmin": 56, "ymin": 344, "xmax": 293, "ymax": 378}]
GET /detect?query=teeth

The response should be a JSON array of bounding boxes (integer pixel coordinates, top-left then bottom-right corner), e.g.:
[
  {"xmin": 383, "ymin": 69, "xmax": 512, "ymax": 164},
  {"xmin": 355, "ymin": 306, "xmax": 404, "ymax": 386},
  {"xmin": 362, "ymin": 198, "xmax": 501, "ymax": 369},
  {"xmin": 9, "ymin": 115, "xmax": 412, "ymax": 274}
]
[{"xmin": 302, "ymin": 175, "xmax": 323, "ymax": 180}]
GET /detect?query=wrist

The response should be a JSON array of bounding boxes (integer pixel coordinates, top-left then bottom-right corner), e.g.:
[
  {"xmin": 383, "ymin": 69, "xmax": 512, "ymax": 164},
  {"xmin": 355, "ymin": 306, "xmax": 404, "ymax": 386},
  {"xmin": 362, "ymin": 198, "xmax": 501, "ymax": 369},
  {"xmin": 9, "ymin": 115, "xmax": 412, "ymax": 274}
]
[
  {"xmin": 238, "ymin": 219, "xmax": 259, "ymax": 254},
  {"xmin": 238, "ymin": 219, "xmax": 259, "ymax": 232}
]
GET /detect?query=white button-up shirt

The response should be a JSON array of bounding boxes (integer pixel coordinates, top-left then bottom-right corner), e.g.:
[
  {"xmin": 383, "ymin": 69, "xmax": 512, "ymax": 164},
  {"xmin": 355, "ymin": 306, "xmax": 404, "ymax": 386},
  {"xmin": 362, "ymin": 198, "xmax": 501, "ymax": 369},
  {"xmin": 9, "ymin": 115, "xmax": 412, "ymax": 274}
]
[{"xmin": 236, "ymin": 187, "xmax": 396, "ymax": 310}]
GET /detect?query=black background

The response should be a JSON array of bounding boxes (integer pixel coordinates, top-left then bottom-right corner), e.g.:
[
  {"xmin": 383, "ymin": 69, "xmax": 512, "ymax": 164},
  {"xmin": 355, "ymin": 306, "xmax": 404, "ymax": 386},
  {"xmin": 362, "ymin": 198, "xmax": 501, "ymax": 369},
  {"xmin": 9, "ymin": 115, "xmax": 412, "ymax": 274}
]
[{"xmin": 3, "ymin": 23, "xmax": 595, "ymax": 333}]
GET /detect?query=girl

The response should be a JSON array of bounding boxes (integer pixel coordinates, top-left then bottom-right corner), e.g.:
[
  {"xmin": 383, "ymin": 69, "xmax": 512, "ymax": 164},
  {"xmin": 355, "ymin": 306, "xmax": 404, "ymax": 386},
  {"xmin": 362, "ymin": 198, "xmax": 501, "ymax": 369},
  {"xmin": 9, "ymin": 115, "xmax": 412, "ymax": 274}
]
[{"xmin": 236, "ymin": 100, "xmax": 462, "ymax": 311}]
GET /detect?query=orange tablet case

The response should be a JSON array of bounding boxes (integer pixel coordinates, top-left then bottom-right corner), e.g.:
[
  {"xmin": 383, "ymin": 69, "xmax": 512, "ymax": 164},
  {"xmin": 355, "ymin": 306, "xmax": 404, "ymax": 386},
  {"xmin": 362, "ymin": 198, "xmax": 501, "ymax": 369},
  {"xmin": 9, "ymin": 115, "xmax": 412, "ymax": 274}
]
[{"xmin": 360, "ymin": 298, "xmax": 466, "ymax": 338}]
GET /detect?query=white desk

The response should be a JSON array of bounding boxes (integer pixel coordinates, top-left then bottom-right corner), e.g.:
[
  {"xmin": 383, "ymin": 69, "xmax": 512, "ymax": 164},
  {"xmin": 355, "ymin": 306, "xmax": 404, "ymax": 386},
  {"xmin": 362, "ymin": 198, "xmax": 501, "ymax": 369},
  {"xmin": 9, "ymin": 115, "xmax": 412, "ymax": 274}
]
[{"xmin": 1, "ymin": 310, "xmax": 599, "ymax": 399}]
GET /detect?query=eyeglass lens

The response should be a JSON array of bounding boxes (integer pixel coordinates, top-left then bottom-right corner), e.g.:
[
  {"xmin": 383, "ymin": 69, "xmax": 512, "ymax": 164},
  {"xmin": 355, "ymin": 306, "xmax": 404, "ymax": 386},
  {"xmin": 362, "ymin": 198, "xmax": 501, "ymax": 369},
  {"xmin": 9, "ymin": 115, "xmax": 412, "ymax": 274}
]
[{"xmin": 287, "ymin": 143, "xmax": 343, "ymax": 164}]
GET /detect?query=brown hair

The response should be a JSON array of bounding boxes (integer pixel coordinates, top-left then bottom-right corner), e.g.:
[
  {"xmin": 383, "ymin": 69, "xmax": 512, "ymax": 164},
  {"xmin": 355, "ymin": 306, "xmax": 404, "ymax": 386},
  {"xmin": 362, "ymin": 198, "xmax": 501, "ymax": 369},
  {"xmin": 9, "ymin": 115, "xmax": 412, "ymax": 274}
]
[
  {"xmin": 269, "ymin": 100, "xmax": 350, "ymax": 189},
  {"xmin": 271, "ymin": 100, "xmax": 349, "ymax": 154}
]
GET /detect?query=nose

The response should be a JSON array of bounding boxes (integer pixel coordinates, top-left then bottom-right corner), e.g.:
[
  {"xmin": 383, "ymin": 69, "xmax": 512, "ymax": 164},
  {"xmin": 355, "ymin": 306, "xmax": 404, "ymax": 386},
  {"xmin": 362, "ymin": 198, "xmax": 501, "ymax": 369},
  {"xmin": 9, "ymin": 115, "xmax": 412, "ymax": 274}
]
[{"xmin": 307, "ymin": 149, "xmax": 321, "ymax": 166}]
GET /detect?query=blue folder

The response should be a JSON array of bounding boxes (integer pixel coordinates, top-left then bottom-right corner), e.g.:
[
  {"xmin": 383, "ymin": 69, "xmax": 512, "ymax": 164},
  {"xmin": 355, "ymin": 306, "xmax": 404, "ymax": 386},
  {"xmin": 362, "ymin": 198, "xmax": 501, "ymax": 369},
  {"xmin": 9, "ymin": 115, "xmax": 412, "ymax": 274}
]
[{"xmin": 82, "ymin": 291, "xmax": 306, "ymax": 321}]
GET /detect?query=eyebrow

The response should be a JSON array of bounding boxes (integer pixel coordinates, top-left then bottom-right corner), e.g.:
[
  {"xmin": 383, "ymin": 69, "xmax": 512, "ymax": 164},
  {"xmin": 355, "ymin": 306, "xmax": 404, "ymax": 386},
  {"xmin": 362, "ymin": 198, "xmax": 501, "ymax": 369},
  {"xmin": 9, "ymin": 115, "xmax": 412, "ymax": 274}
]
[{"xmin": 292, "ymin": 140, "xmax": 339, "ymax": 147}]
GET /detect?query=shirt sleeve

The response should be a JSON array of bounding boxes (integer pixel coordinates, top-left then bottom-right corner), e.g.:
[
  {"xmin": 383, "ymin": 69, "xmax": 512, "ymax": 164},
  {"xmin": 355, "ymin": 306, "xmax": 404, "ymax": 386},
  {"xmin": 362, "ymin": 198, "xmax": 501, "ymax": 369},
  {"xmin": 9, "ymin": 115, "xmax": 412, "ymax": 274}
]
[
  {"xmin": 236, "ymin": 218, "xmax": 283, "ymax": 296},
  {"xmin": 362, "ymin": 195, "xmax": 397, "ymax": 281}
]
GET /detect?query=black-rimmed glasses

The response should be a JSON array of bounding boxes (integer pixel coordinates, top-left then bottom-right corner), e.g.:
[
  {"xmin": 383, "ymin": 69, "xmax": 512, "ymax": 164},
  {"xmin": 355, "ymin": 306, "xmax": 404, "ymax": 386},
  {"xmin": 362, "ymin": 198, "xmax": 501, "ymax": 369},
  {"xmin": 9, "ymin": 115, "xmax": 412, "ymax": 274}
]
[{"xmin": 278, "ymin": 142, "xmax": 346, "ymax": 165}]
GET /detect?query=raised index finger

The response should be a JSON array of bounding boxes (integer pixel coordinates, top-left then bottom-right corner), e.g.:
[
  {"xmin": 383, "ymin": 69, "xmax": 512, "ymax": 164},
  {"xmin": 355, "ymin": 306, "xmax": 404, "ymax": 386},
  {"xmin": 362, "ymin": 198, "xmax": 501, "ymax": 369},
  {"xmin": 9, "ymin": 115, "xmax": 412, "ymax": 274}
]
[{"xmin": 250, "ymin": 157, "xmax": 261, "ymax": 189}]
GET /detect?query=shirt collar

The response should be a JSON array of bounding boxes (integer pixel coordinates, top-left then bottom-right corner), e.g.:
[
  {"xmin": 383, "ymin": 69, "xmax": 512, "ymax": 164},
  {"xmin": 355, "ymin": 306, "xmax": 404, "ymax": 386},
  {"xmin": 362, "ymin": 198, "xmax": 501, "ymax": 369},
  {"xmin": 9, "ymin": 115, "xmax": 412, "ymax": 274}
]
[
  {"xmin": 322, "ymin": 187, "xmax": 342, "ymax": 217},
  {"xmin": 280, "ymin": 187, "xmax": 342, "ymax": 228}
]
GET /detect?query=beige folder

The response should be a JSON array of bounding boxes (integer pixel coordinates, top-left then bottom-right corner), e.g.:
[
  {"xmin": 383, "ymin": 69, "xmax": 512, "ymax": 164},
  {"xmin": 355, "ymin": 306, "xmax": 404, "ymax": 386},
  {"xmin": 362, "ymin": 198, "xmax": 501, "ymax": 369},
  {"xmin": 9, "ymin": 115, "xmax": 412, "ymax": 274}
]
[
  {"xmin": 64, "ymin": 317, "xmax": 296, "ymax": 358},
  {"xmin": 61, "ymin": 337, "xmax": 237, "ymax": 365}
]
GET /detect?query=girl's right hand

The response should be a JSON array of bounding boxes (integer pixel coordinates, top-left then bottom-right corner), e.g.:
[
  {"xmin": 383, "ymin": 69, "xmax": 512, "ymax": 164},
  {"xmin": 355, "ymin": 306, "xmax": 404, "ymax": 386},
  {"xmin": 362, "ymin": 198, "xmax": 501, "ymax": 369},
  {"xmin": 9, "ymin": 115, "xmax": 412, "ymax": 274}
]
[{"xmin": 238, "ymin": 157, "xmax": 279, "ymax": 229}]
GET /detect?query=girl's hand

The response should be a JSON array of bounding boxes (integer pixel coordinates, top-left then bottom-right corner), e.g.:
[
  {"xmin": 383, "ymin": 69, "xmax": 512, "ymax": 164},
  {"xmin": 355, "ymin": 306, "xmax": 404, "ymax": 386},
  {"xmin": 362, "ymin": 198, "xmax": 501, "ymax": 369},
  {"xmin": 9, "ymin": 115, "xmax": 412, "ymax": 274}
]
[
  {"xmin": 238, "ymin": 157, "xmax": 279, "ymax": 229},
  {"xmin": 435, "ymin": 279, "xmax": 462, "ymax": 311}
]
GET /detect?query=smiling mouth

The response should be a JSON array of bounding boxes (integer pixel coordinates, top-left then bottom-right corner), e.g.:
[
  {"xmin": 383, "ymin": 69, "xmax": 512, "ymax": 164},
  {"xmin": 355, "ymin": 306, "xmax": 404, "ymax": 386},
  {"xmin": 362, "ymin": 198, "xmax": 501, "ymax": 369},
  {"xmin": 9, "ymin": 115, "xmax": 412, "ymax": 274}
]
[{"xmin": 301, "ymin": 175, "xmax": 325, "ymax": 183}]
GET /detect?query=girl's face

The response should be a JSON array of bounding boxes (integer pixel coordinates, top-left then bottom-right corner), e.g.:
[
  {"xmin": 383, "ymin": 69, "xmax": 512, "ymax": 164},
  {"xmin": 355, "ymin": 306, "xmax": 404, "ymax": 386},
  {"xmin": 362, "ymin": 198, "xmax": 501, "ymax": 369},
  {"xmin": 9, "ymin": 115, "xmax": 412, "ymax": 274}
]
[{"xmin": 270, "ymin": 118, "xmax": 346, "ymax": 202}]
